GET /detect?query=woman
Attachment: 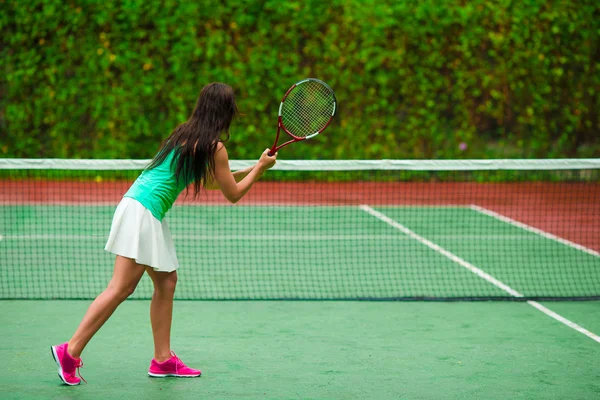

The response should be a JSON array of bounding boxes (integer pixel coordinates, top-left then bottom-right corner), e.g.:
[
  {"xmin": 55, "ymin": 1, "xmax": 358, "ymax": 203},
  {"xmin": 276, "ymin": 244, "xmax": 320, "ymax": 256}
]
[{"xmin": 51, "ymin": 83, "xmax": 277, "ymax": 385}]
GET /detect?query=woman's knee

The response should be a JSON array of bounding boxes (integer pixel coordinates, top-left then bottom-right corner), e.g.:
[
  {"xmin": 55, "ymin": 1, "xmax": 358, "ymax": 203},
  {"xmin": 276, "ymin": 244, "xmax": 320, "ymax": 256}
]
[
  {"xmin": 154, "ymin": 272, "xmax": 178, "ymax": 295},
  {"xmin": 107, "ymin": 282, "xmax": 137, "ymax": 302},
  {"xmin": 107, "ymin": 256, "xmax": 145, "ymax": 301}
]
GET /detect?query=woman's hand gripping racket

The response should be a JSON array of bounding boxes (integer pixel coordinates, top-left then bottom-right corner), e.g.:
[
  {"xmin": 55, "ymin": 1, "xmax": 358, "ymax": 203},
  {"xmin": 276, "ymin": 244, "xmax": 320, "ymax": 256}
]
[{"xmin": 268, "ymin": 78, "xmax": 337, "ymax": 156}]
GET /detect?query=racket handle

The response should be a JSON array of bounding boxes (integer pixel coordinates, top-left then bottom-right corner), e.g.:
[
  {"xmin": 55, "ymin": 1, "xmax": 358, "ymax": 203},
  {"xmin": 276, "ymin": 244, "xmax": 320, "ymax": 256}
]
[{"xmin": 268, "ymin": 146, "xmax": 277, "ymax": 157}]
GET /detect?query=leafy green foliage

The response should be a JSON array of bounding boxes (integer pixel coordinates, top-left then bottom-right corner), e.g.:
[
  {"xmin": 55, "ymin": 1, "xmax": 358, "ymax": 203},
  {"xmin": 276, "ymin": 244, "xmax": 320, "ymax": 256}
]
[{"xmin": 1, "ymin": 0, "xmax": 598, "ymax": 159}]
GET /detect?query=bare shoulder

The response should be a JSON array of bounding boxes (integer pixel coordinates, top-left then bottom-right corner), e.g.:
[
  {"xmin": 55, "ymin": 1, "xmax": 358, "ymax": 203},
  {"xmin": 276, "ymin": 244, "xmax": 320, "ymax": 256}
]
[
  {"xmin": 214, "ymin": 141, "xmax": 229, "ymax": 165},
  {"xmin": 216, "ymin": 141, "xmax": 227, "ymax": 153}
]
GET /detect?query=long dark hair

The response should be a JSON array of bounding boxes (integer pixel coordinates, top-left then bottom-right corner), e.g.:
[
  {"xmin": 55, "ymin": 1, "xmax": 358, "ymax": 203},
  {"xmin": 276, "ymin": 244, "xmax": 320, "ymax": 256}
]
[{"xmin": 147, "ymin": 83, "xmax": 238, "ymax": 195}]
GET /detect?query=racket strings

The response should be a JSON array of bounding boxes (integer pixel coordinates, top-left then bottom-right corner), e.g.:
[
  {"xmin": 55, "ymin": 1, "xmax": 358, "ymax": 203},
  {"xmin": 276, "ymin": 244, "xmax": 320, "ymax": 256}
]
[{"xmin": 281, "ymin": 81, "xmax": 335, "ymax": 138}]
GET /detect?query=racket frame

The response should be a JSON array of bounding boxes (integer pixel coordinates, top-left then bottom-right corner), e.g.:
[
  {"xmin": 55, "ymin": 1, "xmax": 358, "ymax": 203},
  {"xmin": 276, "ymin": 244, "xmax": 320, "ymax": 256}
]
[{"xmin": 269, "ymin": 78, "xmax": 336, "ymax": 156}]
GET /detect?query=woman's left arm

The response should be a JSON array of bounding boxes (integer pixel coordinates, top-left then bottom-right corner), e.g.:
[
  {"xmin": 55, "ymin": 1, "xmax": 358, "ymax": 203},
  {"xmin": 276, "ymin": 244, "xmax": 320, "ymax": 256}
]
[{"xmin": 205, "ymin": 166, "xmax": 255, "ymax": 190}]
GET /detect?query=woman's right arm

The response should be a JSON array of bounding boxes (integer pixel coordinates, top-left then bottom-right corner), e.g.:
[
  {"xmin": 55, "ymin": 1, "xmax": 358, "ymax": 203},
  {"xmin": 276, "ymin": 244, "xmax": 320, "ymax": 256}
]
[{"xmin": 212, "ymin": 143, "xmax": 276, "ymax": 203}]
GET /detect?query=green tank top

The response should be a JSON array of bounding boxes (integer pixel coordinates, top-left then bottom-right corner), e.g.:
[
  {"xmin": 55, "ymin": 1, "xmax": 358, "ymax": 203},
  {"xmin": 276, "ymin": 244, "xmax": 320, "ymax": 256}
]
[{"xmin": 124, "ymin": 151, "xmax": 189, "ymax": 221}]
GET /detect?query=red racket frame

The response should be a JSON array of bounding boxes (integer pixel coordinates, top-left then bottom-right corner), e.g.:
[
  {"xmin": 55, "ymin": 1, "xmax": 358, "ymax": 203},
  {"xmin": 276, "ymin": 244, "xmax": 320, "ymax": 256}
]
[{"xmin": 268, "ymin": 78, "xmax": 336, "ymax": 156}]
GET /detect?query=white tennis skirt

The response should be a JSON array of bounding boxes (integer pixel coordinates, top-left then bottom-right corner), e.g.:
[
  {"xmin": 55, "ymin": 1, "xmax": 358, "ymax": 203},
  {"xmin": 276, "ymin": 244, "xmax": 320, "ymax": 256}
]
[{"xmin": 104, "ymin": 197, "xmax": 180, "ymax": 272}]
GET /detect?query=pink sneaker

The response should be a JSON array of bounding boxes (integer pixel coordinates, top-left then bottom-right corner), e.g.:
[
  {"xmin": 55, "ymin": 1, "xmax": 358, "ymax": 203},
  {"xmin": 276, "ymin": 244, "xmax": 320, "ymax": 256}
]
[
  {"xmin": 50, "ymin": 343, "xmax": 86, "ymax": 385},
  {"xmin": 148, "ymin": 352, "xmax": 201, "ymax": 378}
]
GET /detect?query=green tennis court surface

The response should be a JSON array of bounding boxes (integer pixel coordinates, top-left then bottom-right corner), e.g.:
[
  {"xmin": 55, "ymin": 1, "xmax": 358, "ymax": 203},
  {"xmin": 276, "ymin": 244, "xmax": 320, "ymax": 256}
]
[
  {"xmin": 1, "ymin": 205, "xmax": 599, "ymax": 299},
  {"xmin": 1, "ymin": 300, "xmax": 599, "ymax": 400}
]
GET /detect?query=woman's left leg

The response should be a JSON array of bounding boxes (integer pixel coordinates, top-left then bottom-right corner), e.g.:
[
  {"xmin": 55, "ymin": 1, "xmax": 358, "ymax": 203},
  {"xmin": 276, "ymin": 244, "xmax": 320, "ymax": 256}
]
[
  {"xmin": 145, "ymin": 267, "xmax": 202, "ymax": 378},
  {"xmin": 145, "ymin": 267, "xmax": 177, "ymax": 363}
]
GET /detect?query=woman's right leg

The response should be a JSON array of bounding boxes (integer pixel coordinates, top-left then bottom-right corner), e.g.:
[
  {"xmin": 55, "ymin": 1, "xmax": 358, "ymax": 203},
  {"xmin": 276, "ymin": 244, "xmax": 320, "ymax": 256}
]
[{"xmin": 67, "ymin": 255, "xmax": 146, "ymax": 358}]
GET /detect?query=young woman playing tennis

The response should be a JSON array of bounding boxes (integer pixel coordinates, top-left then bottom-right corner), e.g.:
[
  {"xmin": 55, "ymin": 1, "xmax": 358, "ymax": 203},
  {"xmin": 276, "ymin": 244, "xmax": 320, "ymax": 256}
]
[{"xmin": 51, "ymin": 83, "xmax": 277, "ymax": 385}]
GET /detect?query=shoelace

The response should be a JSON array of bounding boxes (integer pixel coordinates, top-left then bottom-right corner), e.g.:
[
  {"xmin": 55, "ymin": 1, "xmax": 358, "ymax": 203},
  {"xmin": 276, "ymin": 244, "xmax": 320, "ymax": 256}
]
[
  {"xmin": 170, "ymin": 351, "xmax": 183, "ymax": 375},
  {"xmin": 74, "ymin": 358, "xmax": 87, "ymax": 384}
]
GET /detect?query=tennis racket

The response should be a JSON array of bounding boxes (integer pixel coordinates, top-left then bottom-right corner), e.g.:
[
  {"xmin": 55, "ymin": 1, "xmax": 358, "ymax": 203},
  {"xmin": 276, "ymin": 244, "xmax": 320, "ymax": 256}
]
[{"xmin": 268, "ymin": 78, "xmax": 337, "ymax": 156}]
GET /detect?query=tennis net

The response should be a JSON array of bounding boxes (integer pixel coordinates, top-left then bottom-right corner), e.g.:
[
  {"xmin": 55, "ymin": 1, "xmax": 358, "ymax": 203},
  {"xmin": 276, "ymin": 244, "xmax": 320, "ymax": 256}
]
[{"xmin": 1, "ymin": 158, "xmax": 599, "ymax": 301}]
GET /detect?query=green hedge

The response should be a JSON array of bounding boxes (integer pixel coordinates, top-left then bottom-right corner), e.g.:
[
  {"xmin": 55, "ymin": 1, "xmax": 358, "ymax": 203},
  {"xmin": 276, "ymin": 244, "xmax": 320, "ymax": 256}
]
[{"xmin": 1, "ymin": 0, "xmax": 598, "ymax": 160}]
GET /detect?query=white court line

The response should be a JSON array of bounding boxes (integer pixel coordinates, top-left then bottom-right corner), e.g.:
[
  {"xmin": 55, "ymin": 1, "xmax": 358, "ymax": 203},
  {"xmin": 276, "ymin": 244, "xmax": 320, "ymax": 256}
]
[
  {"xmin": 0, "ymin": 234, "xmax": 106, "ymax": 240},
  {"xmin": 469, "ymin": 204, "xmax": 600, "ymax": 257},
  {"xmin": 359, "ymin": 204, "xmax": 600, "ymax": 344},
  {"xmin": 526, "ymin": 301, "xmax": 600, "ymax": 343},
  {"xmin": 359, "ymin": 205, "xmax": 523, "ymax": 297},
  {"xmin": 0, "ymin": 233, "xmax": 547, "ymax": 241}
]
